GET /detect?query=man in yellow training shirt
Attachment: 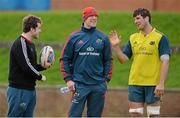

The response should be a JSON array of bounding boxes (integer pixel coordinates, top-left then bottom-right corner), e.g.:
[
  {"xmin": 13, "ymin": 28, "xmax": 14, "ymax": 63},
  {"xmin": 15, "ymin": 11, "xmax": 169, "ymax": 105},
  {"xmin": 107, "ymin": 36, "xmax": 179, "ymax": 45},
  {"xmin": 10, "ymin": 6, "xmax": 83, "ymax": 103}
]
[{"xmin": 109, "ymin": 8, "xmax": 170, "ymax": 117}]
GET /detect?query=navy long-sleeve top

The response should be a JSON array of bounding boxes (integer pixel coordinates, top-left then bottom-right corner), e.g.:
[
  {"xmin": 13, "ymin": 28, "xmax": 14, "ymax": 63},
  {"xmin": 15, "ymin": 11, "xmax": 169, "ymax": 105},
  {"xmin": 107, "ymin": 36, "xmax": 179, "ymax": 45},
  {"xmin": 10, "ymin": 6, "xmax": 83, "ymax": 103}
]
[{"xmin": 60, "ymin": 26, "xmax": 113, "ymax": 85}]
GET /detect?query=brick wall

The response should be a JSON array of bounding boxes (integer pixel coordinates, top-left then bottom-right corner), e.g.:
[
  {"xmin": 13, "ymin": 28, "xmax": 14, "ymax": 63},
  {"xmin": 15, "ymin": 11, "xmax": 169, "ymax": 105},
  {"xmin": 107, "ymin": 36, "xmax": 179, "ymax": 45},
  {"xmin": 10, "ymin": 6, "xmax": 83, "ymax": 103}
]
[
  {"xmin": 51, "ymin": 0, "xmax": 180, "ymax": 12},
  {"xmin": 1, "ymin": 86, "xmax": 180, "ymax": 117}
]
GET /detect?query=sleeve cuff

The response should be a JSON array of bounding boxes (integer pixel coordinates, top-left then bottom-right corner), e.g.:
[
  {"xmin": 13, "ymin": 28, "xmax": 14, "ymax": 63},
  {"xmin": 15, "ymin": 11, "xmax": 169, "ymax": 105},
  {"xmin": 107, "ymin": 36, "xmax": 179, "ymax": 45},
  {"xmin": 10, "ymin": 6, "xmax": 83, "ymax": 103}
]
[
  {"xmin": 64, "ymin": 76, "xmax": 72, "ymax": 82},
  {"xmin": 106, "ymin": 77, "xmax": 111, "ymax": 83},
  {"xmin": 37, "ymin": 74, "xmax": 42, "ymax": 80}
]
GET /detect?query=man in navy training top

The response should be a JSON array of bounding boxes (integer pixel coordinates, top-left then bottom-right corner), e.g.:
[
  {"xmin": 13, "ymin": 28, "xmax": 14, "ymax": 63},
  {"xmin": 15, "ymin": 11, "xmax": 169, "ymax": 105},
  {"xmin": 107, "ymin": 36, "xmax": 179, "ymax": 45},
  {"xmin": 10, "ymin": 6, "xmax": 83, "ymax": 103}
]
[{"xmin": 60, "ymin": 7, "xmax": 113, "ymax": 117}]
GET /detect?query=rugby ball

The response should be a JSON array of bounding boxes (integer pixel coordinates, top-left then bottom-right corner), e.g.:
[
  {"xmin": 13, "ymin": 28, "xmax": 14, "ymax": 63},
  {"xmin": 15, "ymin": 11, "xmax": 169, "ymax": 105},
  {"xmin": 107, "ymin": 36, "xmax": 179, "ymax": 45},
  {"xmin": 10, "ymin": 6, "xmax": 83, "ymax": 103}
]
[{"xmin": 40, "ymin": 46, "xmax": 54, "ymax": 68}]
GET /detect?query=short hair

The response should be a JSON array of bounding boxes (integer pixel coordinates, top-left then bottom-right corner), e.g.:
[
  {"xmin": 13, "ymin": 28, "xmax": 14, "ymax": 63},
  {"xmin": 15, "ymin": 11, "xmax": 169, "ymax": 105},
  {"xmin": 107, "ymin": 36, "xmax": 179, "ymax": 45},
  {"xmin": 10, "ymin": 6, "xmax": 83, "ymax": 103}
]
[
  {"xmin": 22, "ymin": 15, "xmax": 42, "ymax": 33},
  {"xmin": 133, "ymin": 8, "xmax": 151, "ymax": 23}
]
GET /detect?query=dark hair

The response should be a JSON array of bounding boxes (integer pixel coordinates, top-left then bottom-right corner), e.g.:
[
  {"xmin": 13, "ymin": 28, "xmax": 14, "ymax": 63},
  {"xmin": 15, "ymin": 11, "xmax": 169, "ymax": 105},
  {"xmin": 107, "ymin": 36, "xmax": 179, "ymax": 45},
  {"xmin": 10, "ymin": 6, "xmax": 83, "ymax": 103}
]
[
  {"xmin": 22, "ymin": 15, "xmax": 42, "ymax": 33},
  {"xmin": 133, "ymin": 8, "xmax": 151, "ymax": 23}
]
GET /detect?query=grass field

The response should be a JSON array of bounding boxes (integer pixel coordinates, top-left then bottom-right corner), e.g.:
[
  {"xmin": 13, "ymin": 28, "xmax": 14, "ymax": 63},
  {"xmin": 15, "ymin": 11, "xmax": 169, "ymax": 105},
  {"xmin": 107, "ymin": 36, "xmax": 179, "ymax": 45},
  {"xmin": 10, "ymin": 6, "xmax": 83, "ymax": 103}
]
[
  {"xmin": 0, "ymin": 11, "xmax": 180, "ymax": 88},
  {"xmin": 0, "ymin": 11, "xmax": 180, "ymax": 44}
]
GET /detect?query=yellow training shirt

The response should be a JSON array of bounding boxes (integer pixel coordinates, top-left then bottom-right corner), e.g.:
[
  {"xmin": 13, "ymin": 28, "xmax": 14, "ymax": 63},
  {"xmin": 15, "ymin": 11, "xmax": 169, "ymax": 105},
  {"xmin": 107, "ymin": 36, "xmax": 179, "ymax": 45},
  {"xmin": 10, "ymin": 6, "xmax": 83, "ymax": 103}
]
[{"xmin": 123, "ymin": 28, "xmax": 170, "ymax": 86}]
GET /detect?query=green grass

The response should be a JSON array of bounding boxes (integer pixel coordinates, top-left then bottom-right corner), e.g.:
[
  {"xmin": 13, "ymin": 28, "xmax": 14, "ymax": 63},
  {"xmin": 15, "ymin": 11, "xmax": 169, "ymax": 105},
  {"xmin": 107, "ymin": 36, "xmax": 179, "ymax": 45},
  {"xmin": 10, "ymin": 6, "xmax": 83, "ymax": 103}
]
[
  {"xmin": 1, "ymin": 48, "xmax": 180, "ymax": 88},
  {"xmin": 0, "ymin": 11, "xmax": 180, "ymax": 45},
  {"xmin": 0, "ymin": 48, "xmax": 9, "ymax": 85}
]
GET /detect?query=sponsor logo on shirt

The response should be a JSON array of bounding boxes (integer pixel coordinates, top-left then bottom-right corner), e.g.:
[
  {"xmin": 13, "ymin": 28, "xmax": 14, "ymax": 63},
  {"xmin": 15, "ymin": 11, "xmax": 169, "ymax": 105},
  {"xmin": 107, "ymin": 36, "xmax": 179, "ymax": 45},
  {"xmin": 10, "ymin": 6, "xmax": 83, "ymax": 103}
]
[
  {"xmin": 78, "ymin": 40, "xmax": 84, "ymax": 45},
  {"xmin": 149, "ymin": 41, "xmax": 155, "ymax": 45},
  {"xmin": 87, "ymin": 46, "xmax": 94, "ymax": 51},
  {"xmin": 79, "ymin": 46, "xmax": 100, "ymax": 56},
  {"xmin": 30, "ymin": 48, "xmax": 33, "ymax": 52}
]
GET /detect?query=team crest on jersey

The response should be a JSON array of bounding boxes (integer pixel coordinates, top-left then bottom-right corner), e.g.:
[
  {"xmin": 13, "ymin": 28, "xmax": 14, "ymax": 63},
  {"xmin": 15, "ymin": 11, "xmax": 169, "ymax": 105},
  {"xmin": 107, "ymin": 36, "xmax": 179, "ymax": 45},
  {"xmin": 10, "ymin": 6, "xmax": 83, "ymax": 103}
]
[
  {"xmin": 149, "ymin": 41, "xmax": 155, "ymax": 45},
  {"xmin": 78, "ymin": 40, "xmax": 84, "ymax": 45},
  {"xmin": 96, "ymin": 38, "xmax": 103, "ymax": 44}
]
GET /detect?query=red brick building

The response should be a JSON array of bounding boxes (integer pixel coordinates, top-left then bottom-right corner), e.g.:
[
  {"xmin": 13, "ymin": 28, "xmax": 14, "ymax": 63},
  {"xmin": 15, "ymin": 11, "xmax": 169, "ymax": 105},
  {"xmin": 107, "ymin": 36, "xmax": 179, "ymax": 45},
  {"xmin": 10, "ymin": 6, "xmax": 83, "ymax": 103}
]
[{"xmin": 51, "ymin": 0, "xmax": 180, "ymax": 12}]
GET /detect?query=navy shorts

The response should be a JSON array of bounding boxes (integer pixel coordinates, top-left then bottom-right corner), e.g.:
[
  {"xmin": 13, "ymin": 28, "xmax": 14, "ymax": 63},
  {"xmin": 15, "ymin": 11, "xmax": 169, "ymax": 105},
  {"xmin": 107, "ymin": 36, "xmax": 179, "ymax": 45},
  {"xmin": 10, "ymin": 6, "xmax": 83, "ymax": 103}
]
[{"xmin": 128, "ymin": 85, "xmax": 160, "ymax": 104}]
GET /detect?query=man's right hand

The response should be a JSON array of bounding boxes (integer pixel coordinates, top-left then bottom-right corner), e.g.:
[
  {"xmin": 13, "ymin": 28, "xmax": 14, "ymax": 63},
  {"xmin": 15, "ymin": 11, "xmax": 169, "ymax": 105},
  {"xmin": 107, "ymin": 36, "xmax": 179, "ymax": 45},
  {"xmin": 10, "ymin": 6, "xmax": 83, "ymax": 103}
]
[
  {"xmin": 109, "ymin": 30, "xmax": 121, "ymax": 48},
  {"xmin": 41, "ymin": 75, "xmax": 46, "ymax": 81},
  {"xmin": 66, "ymin": 80, "xmax": 75, "ymax": 92}
]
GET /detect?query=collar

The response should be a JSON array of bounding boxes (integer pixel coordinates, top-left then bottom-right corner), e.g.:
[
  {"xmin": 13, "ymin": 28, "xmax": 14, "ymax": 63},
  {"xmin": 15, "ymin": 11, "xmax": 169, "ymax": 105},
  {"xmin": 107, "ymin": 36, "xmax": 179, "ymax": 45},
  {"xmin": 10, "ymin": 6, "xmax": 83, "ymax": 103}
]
[
  {"xmin": 21, "ymin": 35, "xmax": 33, "ymax": 44},
  {"xmin": 139, "ymin": 28, "xmax": 156, "ymax": 37},
  {"xmin": 81, "ymin": 25, "xmax": 96, "ymax": 33}
]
